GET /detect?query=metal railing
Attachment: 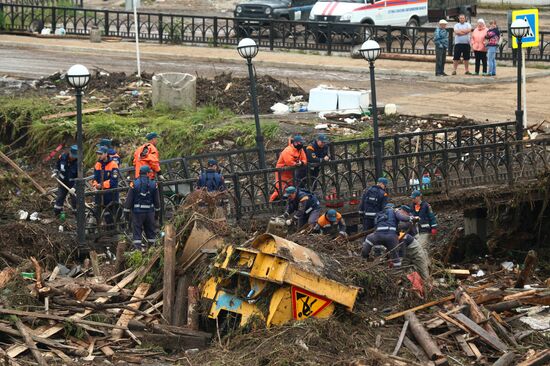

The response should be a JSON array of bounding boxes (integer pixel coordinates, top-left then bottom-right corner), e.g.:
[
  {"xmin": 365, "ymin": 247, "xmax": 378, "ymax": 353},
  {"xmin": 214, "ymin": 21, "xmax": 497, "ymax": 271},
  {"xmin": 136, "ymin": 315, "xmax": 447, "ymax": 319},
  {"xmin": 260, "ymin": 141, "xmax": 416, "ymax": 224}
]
[
  {"xmin": 83, "ymin": 137, "xmax": 550, "ymax": 239},
  {"xmin": 1, "ymin": 0, "xmax": 82, "ymax": 8},
  {"xmin": 1, "ymin": 3, "xmax": 549, "ymax": 61}
]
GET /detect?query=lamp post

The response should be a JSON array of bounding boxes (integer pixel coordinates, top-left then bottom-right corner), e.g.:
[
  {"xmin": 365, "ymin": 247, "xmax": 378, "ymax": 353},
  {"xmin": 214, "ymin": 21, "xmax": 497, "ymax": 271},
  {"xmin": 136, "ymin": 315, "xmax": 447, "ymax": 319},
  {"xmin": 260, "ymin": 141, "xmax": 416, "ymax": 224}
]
[
  {"xmin": 237, "ymin": 38, "xmax": 266, "ymax": 170},
  {"xmin": 359, "ymin": 40, "xmax": 383, "ymax": 179},
  {"xmin": 66, "ymin": 64, "xmax": 90, "ymax": 248},
  {"xmin": 510, "ymin": 19, "xmax": 530, "ymax": 141}
]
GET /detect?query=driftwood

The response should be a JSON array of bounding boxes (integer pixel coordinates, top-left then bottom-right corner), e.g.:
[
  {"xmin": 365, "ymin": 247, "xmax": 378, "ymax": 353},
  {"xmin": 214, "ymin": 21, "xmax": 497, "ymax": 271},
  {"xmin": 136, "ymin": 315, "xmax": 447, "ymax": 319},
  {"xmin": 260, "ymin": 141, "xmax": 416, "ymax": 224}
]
[
  {"xmin": 517, "ymin": 350, "xmax": 550, "ymax": 366},
  {"xmin": 163, "ymin": 224, "xmax": 176, "ymax": 324},
  {"xmin": 0, "ymin": 309, "xmax": 128, "ymax": 330},
  {"xmin": 0, "ymin": 150, "xmax": 47, "ymax": 195},
  {"xmin": 14, "ymin": 318, "xmax": 47, "ymax": 366},
  {"xmin": 493, "ymin": 352, "xmax": 517, "ymax": 366},
  {"xmin": 405, "ymin": 312, "xmax": 444, "ymax": 361},
  {"xmin": 486, "ymin": 300, "xmax": 522, "ymax": 313},
  {"xmin": 452, "ymin": 313, "xmax": 508, "ymax": 352},
  {"xmin": 392, "ymin": 320, "xmax": 409, "ymax": 356},
  {"xmin": 515, "ymin": 250, "xmax": 538, "ymax": 289}
]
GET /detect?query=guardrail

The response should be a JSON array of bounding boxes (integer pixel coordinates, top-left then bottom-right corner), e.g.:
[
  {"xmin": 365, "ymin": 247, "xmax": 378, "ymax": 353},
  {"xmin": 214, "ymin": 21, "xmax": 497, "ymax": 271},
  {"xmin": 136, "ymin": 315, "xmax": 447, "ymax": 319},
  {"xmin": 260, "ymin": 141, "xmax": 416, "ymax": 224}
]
[
  {"xmin": 1, "ymin": 0, "xmax": 82, "ymax": 8},
  {"xmin": 1, "ymin": 3, "xmax": 549, "ymax": 61},
  {"xmin": 83, "ymin": 137, "xmax": 550, "ymax": 239}
]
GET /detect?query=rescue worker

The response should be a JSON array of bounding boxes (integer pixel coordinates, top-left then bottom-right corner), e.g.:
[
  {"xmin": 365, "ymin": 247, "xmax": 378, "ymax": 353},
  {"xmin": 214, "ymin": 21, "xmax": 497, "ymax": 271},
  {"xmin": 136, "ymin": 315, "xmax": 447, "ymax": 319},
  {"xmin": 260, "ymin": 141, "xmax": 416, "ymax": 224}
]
[
  {"xmin": 97, "ymin": 138, "xmax": 121, "ymax": 165},
  {"xmin": 269, "ymin": 135, "xmax": 307, "ymax": 201},
  {"xmin": 410, "ymin": 190, "xmax": 438, "ymax": 248},
  {"xmin": 124, "ymin": 166, "xmax": 160, "ymax": 251},
  {"xmin": 359, "ymin": 177, "xmax": 389, "ymax": 231},
  {"xmin": 305, "ymin": 134, "xmax": 330, "ymax": 190},
  {"xmin": 133, "ymin": 132, "xmax": 163, "ymax": 180},
  {"xmin": 197, "ymin": 159, "xmax": 226, "ymax": 192},
  {"xmin": 395, "ymin": 207, "xmax": 431, "ymax": 280},
  {"xmin": 93, "ymin": 146, "xmax": 120, "ymax": 224},
  {"xmin": 53, "ymin": 145, "xmax": 78, "ymax": 218},
  {"xmin": 313, "ymin": 209, "xmax": 347, "ymax": 238},
  {"xmin": 283, "ymin": 186, "xmax": 320, "ymax": 229},
  {"xmin": 362, "ymin": 203, "xmax": 412, "ymax": 267}
]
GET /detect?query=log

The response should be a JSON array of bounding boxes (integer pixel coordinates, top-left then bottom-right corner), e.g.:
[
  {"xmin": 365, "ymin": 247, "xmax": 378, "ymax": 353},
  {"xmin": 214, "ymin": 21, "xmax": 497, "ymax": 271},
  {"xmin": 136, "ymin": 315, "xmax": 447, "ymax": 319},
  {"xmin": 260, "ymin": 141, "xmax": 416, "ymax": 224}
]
[
  {"xmin": 515, "ymin": 250, "xmax": 538, "ymax": 289},
  {"xmin": 0, "ymin": 151, "xmax": 47, "ymax": 195},
  {"xmin": 392, "ymin": 320, "xmax": 409, "ymax": 356},
  {"xmin": 173, "ymin": 275, "xmax": 190, "ymax": 326},
  {"xmin": 474, "ymin": 289, "xmax": 504, "ymax": 305},
  {"xmin": 503, "ymin": 289, "xmax": 539, "ymax": 301},
  {"xmin": 517, "ymin": 350, "xmax": 550, "ymax": 366},
  {"xmin": 89, "ymin": 251, "xmax": 101, "ymax": 279},
  {"xmin": 163, "ymin": 224, "xmax": 176, "ymax": 324},
  {"xmin": 135, "ymin": 333, "xmax": 210, "ymax": 351},
  {"xmin": 404, "ymin": 312, "xmax": 443, "ymax": 361},
  {"xmin": 493, "ymin": 352, "xmax": 517, "ymax": 366},
  {"xmin": 14, "ymin": 319, "xmax": 47, "ymax": 366},
  {"xmin": 452, "ymin": 313, "xmax": 508, "ymax": 352},
  {"xmin": 0, "ymin": 309, "xmax": 128, "ymax": 330},
  {"xmin": 114, "ymin": 241, "xmax": 127, "ymax": 274},
  {"xmin": 486, "ymin": 300, "xmax": 522, "ymax": 313},
  {"xmin": 187, "ymin": 286, "xmax": 199, "ymax": 331},
  {"xmin": 402, "ymin": 336, "xmax": 431, "ymax": 364},
  {"xmin": 111, "ymin": 283, "xmax": 150, "ymax": 339}
]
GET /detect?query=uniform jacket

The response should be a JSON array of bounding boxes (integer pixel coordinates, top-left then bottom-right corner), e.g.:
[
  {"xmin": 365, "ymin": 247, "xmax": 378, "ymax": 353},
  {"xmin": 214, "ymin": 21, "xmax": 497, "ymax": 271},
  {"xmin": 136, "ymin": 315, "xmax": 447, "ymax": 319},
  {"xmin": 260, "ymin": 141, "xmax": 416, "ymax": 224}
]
[
  {"xmin": 286, "ymin": 190, "xmax": 320, "ymax": 220},
  {"xmin": 411, "ymin": 201, "xmax": 438, "ymax": 232},
  {"xmin": 109, "ymin": 152, "xmax": 122, "ymax": 166},
  {"xmin": 270, "ymin": 143, "xmax": 308, "ymax": 201},
  {"xmin": 133, "ymin": 143, "xmax": 160, "ymax": 178},
  {"xmin": 434, "ymin": 27, "xmax": 449, "ymax": 49},
  {"xmin": 314, "ymin": 212, "xmax": 346, "ymax": 235},
  {"xmin": 93, "ymin": 158, "xmax": 119, "ymax": 202},
  {"xmin": 375, "ymin": 208, "xmax": 411, "ymax": 231},
  {"xmin": 359, "ymin": 185, "xmax": 388, "ymax": 218},
  {"xmin": 197, "ymin": 169, "xmax": 226, "ymax": 192},
  {"xmin": 56, "ymin": 153, "xmax": 78, "ymax": 187},
  {"xmin": 124, "ymin": 176, "xmax": 160, "ymax": 214},
  {"xmin": 305, "ymin": 141, "xmax": 329, "ymax": 166}
]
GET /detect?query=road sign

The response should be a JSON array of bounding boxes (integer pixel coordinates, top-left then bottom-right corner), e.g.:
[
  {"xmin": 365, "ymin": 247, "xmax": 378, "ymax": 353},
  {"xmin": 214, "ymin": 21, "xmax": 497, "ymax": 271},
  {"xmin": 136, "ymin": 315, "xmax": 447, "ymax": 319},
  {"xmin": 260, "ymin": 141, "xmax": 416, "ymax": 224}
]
[
  {"xmin": 511, "ymin": 9, "xmax": 539, "ymax": 49},
  {"xmin": 291, "ymin": 286, "xmax": 332, "ymax": 321}
]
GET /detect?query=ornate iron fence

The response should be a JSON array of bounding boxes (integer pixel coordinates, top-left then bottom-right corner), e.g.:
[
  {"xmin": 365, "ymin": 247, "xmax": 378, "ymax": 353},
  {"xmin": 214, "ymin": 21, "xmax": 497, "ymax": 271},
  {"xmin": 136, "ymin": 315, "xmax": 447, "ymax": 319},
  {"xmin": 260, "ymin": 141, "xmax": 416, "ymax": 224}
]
[
  {"xmin": 1, "ymin": 0, "xmax": 82, "ymax": 7},
  {"xmin": 83, "ymin": 138, "xmax": 550, "ymax": 239},
  {"xmin": 1, "ymin": 3, "xmax": 549, "ymax": 61}
]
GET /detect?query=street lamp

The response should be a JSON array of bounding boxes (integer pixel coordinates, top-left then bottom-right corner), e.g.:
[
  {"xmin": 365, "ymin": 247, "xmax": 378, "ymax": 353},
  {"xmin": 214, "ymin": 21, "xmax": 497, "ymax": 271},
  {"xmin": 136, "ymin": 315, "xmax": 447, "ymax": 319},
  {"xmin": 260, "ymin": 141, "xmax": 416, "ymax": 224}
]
[
  {"xmin": 237, "ymin": 38, "xmax": 266, "ymax": 169},
  {"xmin": 66, "ymin": 64, "xmax": 90, "ymax": 249},
  {"xmin": 510, "ymin": 19, "xmax": 530, "ymax": 141},
  {"xmin": 360, "ymin": 40, "xmax": 383, "ymax": 179}
]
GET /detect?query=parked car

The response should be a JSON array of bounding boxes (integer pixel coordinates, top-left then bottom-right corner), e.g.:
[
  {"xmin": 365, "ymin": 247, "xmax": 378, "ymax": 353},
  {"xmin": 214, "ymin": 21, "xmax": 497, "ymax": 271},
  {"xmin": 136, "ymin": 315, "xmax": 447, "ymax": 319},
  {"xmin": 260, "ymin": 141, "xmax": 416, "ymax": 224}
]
[
  {"xmin": 428, "ymin": 0, "xmax": 477, "ymax": 22},
  {"xmin": 233, "ymin": 0, "xmax": 317, "ymax": 36}
]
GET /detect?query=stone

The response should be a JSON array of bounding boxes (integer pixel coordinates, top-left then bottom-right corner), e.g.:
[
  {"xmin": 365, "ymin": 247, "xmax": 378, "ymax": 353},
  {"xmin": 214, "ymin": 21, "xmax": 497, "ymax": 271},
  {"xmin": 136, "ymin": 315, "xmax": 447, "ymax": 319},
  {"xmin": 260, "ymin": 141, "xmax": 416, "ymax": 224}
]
[{"xmin": 152, "ymin": 73, "xmax": 196, "ymax": 110}]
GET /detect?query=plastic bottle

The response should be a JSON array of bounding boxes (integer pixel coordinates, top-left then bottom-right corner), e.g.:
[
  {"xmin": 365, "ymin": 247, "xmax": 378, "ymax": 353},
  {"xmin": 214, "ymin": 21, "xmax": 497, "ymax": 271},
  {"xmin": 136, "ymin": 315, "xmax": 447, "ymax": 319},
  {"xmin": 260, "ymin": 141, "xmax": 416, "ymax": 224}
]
[{"xmin": 59, "ymin": 212, "xmax": 66, "ymax": 222}]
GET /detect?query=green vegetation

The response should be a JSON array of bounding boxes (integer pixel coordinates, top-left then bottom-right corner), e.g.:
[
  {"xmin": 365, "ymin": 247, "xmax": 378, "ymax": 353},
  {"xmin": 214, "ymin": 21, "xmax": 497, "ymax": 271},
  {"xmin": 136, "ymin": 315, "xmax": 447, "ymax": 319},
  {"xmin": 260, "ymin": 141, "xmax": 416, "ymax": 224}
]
[{"xmin": 0, "ymin": 96, "xmax": 279, "ymax": 166}]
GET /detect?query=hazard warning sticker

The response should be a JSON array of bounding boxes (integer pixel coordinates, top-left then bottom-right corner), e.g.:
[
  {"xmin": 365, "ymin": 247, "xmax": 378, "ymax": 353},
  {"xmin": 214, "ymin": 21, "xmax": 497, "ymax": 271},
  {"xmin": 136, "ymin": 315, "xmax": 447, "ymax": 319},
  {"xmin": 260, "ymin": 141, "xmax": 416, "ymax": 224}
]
[{"xmin": 291, "ymin": 286, "xmax": 332, "ymax": 321}]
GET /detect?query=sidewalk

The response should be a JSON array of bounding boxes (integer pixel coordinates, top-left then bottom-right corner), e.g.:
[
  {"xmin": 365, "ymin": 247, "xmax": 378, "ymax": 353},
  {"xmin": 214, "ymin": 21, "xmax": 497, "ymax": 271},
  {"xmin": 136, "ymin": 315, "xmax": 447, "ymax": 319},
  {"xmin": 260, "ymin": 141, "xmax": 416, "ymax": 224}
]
[{"xmin": 1, "ymin": 34, "xmax": 549, "ymax": 84}]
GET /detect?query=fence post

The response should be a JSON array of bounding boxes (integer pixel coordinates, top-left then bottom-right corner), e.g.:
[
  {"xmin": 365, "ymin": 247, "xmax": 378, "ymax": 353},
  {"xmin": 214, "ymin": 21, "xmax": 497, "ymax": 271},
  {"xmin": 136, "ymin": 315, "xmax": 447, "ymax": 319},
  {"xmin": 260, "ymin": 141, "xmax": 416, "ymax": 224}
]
[
  {"xmin": 0, "ymin": 4, "xmax": 4, "ymax": 31},
  {"xmin": 447, "ymin": 28, "xmax": 453, "ymax": 56},
  {"xmin": 232, "ymin": 173, "xmax": 242, "ymax": 221},
  {"xmin": 159, "ymin": 182, "xmax": 165, "ymax": 226},
  {"xmin": 103, "ymin": 10, "xmax": 109, "ymax": 36},
  {"xmin": 505, "ymin": 143, "xmax": 513, "ymax": 186},
  {"xmin": 50, "ymin": 5, "xmax": 56, "ymax": 31},
  {"xmin": 386, "ymin": 25, "xmax": 391, "ymax": 53},
  {"xmin": 327, "ymin": 22, "xmax": 332, "ymax": 56},
  {"xmin": 269, "ymin": 20, "xmax": 274, "ymax": 51},
  {"xmin": 442, "ymin": 149, "xmax": 449, "ymax": 195},
  {"xmin": 159, "ymin": 14, "xmax": 163, "ymax": 44},
  {"xmin": 213, "ymin": 16, "xmax": 218, "ymax": 48}
]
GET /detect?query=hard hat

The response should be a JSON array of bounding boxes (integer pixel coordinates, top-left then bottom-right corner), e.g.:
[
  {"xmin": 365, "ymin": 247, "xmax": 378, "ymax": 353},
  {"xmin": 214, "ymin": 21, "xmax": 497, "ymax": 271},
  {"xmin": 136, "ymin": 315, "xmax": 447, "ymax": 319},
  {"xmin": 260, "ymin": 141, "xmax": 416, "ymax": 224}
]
[
  {"xmin": 326, "ymin": 209, "xmax": 337, "ymax": 222},
  {"xmin": 146, "ymin": 132, "xmax": 159, "ymax": 140},
  {"xmin": 96, "ymin": 146, "xmax": 108, "ymax": 154},
  {"xmin": 107, "ymin": 148, "xmax": 116, "ymax": 155},
  {"xmin": 293, "ymin": 135, "xmax": 304, "ymax": 144},
  {"xmin": 139, "ymin": 165, "xmax": 151, "ymax": 174},
  {"xmin": 283, "ymin": 186, "xmax": 297, "ymax": 198},
  {"xmin": 411, "ymin": 190, "xmax": 422, "ymax": 199},
  {"xmin": 384, "ymin": 203, "xmax": 395, "ymax": 209},
  {"xmin": 207, "ymin": 159, "xmax": 218, "ymax": 166},
  {"xmin": 69, "ymin": 145, "xmax": 78, "ymax": 158},
  {"xmin": 377, "ymin": 177, "xmax": 389, "ymax": 186},
  {"xmin": 317, "ymin": 134, "xmax": 329, "ymax": 143},
  {"xmin": 96, "ymin": 138, "xmax": 112, "ymax": 148},
  {"xmin": 400, "ymin": 205, "xmax": 412, "ymax": 213}
]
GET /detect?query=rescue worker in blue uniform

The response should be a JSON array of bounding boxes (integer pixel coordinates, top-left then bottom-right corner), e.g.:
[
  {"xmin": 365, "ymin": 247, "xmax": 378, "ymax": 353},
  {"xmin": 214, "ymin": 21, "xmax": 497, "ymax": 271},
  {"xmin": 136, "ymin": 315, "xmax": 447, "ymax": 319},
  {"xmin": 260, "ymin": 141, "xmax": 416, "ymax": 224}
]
[
  {"xmin": 97, "ymin": 138, "xmax": 121, "ymax": 166},
  {"xmin": 410, "ymin": 190, "xmax": 438, "ymax": 248},
  {"xmin": 305, "ymin": 134, "xmax": 330, "ymax": 190},
  {"xmin": 313, "ymin": 209, "xmax": 347, "ymax": 238},
  {"xmin": 283, "ymin": 186, "xmax": 321, "ymax": 229},
  {"xmin": 197, "ymin": 159, "xmax": 226, "ymax": 192},
  {"xmin": 359, "ymin": 177, "xmax": 389, "ymax": 231},
  {"xmin": 93, "ymin": 146, "xmax": 120, "ymax": 225},
  {"xmin": 53, "ymin": 145, "xmax": 78, "ymax": 217},
  {"xmin": 362, "ymin": 203, "xmax": 412, "ymax": 267},
  {"xmin": 124, "ymin": 166, "xmax": 160, "ymax": 251}
]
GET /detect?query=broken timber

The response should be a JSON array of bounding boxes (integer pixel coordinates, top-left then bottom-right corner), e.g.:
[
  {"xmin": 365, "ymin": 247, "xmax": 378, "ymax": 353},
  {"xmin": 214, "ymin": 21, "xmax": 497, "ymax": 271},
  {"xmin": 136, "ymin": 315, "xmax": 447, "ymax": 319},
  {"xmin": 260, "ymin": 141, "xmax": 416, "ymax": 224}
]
[{"xmin": 452, "ymin": 313, "xmax": 508, "ymax": 352}]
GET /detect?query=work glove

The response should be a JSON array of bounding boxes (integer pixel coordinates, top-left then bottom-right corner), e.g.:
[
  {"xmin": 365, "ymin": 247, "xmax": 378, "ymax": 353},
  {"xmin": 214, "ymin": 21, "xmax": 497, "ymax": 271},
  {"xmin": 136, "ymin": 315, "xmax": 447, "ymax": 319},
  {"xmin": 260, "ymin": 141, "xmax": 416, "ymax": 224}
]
[
  {"xmin": 339, "ymin": 231, "xmax": 348, "ymax": 238},
  {"xmin": 412, "ymin": 216, "xmax": 421, "ymax": 223},
  {"xmin": 285, "ymin": 219, "xmax": 293, "ymax": 226},
  {"xmin": 323, "ymin": 156, "xmax": 330, "ymax": 162},
  {"xmin": 68, "ymin": 187, "xmax": 76, "ymax": 196},
  {"xmin": 431, "ymin": 228, "xmax": 438, "ymax": 236},
  {"xmin": 157, "ymin": 174, "xmax": 166, "ymax": 181},
  {"xmin": 51, "ymin": 170, "xmax": 59, "ymax": 178},
  {"xmin": 295, "ymin": 160, "xmax": 303, "ymax": 167},
  {"xmin": 283, "ymin": 212, "xmax": 290, "ymax": 219}
]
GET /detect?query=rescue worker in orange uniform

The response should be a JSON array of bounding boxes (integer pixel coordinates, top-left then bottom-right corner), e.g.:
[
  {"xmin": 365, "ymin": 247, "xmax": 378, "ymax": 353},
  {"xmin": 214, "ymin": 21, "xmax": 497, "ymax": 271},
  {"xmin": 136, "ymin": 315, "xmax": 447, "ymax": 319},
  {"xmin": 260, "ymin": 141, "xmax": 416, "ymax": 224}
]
[
  {"xmin": 269, "ymin": 135, "xmax": 307, "ymax": 201},
  {"xmin": 133, "ymin": 132, "xmax": 164, "ymax": 180},
  {"xmin": 313, "ymin": 209, "xmax": 347, "ymax": 238},
  {"xmin": 93, "ymin": 146, "xmax": 120, "ymax": 225}
]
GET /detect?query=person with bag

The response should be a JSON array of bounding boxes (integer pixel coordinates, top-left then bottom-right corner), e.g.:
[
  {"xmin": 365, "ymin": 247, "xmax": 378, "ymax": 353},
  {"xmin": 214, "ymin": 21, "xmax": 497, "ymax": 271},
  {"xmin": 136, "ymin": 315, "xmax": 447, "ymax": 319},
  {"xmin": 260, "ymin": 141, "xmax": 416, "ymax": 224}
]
[{"xmin": 485, "ymin": 20, "xmax": 501, "ymax": 76}]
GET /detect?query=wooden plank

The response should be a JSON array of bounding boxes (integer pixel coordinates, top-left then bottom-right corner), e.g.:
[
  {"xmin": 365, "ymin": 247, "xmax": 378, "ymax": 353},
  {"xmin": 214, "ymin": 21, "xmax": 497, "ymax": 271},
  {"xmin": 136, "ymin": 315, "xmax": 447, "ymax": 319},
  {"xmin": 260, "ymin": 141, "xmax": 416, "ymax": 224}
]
[
  {"xmin": 473, "ymin": 289, "xmax": 504, "ymax": 305},
  {"xmin": 458, "ymin": 291, "xmax": 499, "ymax": 337},
  {"xmin": 14, "ymin": 319, "xmax": 47, "ymax": 366},
  {"xmin": 0, "ymin": 150, "xmax": 47, "ymax": 195},
  {"xmin": 7, "ymin": 252, "xmax": 160, "ymax": 358},
  {"xmin": 173, "ymin": 275, "xmax": 190, "ymax": 326},
  {"xmin": 515, "ymin": 250, "xmax": 538, "ymax": 289},
  {"xmin": 163, "ymin": 224, "xmax": 176, "ymax": 324},
  {"xmin": 436, "ymin": 311, "xmax": 469, "ymax": 333},
  {"xmin": 136, "ymin": 332, "xmax": 210, "ymax": 351},
  {"xmin": 489, "ymin": 316, "xmax": 519, "ymax": 347},
  {"xmin": 502, "ymin": 289, "xmax": 538, "ymax": 301},
  {"xmin": 519, "ymin": 295, "xmax": 550, "ymax": 306},
  {"xmin": 493, "ymin": 352, "xmax": 517, "ymax": 366},
  {"xmin": 111, "ymin": 283, "xmax": 150, "ymax": 340},
  {"xmin": 517, "ymin": 349, "xmax": 550, "ymax": 366},
  {"xmin": 452, "ymin": 313, "xmax": 508, "ymax": 352},
  {"xmin": 89, "ymin": 251, "xmax": 101, "ymax": 279},
  {"xmin": 392, "ymin": 320, "xmax": 409, "ymax": 356},
  {"xmin": 468, "ymin": 342, "xmax": 482, "ymax": 360},
  {"xmin": 454, "ymin": 334, "xmax": 475, "ymax": 358},
  {"xmin": 0, "ymin": 309, "xmax": 128, "ymax": 330},
  {"xmin": 41, "ymin": 108, "xmax": 103, "ymax": 121},
  {"xmin": 445, "ymin": 269, "xmax": 471, "ymax": 278}
]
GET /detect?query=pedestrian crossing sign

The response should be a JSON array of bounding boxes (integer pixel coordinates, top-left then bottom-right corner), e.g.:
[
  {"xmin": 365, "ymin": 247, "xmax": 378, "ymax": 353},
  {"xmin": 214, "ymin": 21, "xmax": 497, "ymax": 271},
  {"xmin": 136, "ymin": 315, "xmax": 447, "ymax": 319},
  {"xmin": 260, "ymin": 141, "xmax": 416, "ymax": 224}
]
[{"xmin": 511, "ymin": 9, "xmax": 539, "ymax": 49}]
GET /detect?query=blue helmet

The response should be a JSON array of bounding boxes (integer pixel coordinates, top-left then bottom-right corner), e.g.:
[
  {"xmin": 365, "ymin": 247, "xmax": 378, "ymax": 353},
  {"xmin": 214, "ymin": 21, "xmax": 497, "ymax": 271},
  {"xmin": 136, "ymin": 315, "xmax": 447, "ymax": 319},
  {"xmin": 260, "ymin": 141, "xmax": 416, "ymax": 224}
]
[
  {"xmin": 283, "ymin": 186, "xmax": 297, "ymax": 198},
  {"xmin": 317, "ymin": 134, "xmax": 329, "ymax": 143},
  {"xmin": 384, "ymin": 203, "xmax": 395, "ymax": 209},
  {"xmin": 326, "ymin": 209, "xmax": 337, "ymax": 222},
  {"xmin": 207, "ymin": 159, "xmax": 218, "ymax": 166},
  {"xmin": 69, "ymin": 145, "xmax": 78, "ymax": 158},
  {"xmin": 411, "ymin": 190, "xmax": 422, "ymax": 199},
  {"xmin": 96, "ymin": 146, "xmax": 108, "ymax": 154},
  {"xmin": 146, "ymin": 132, "xmax": 159, "ymax": 140},
  {"xmin": 96, "ymin": 138, "xmax": 112, "ymax": 148},
  {"xmin": 139, "ymin": 165, "xmax": 151, "ymax": 175},
  {"xmin": 377, "ymin": 177, "xmax": 389, "ymax": 186},
  {"xmin": 293, "ymin": 135, "xmax": 304, "ymax": 144}
]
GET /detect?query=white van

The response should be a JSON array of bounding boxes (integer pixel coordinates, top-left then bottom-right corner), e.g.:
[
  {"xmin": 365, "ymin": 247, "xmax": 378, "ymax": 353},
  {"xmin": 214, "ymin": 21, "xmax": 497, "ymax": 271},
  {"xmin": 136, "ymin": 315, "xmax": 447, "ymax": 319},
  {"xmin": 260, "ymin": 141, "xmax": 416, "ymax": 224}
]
[{"xmin": 309, "ymin": 0, "xmax": 428, "ymax": 28}]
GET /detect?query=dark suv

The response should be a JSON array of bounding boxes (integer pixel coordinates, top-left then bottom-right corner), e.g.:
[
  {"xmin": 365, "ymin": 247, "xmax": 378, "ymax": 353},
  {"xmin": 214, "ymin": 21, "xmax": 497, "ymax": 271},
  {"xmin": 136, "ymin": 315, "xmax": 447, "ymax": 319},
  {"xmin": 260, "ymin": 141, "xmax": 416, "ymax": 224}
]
[{"xmin": 234, "ymin": 0, "xmax": 316, "ymax": 36}]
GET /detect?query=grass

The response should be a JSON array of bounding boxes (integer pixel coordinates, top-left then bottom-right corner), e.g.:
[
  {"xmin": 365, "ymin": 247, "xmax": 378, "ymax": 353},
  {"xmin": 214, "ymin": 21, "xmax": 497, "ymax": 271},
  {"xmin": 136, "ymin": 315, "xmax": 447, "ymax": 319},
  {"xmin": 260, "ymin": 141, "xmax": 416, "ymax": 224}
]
[{"xmin": 0, "ymin": 96, "xmax": 279, "ymax": 166}]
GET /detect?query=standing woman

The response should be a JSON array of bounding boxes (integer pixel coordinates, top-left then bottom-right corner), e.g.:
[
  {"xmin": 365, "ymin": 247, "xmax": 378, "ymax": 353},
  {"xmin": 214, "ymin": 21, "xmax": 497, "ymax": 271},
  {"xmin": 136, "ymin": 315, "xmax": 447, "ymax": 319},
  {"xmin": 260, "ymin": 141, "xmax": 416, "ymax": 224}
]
[
  {"xmin": 471, "ymin": 19, "xmax": 488, "ymax": 75},
  {"xmin": 486, "ymin": 20, "xmax": 501, "ymax": 76}
]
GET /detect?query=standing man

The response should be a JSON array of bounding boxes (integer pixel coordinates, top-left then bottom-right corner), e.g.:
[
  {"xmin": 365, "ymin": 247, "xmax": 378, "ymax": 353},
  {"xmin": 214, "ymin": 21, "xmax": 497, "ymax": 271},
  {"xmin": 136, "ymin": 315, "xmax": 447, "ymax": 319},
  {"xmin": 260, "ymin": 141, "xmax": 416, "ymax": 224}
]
[
  {"xmin": 305, "ymin": 134, "xmax": 330, "ymax": 190},
  {"xmin": 270, "ymin": 135, "xmax": 307, "ymax": 201},
  {"xmin": 313, "ymin": 209, "xmax": 347, "ymax": 238},
  {"xmin": 197, "ymin": 159, "xmax": 226, "ymax": 192},
  {"xmin": 452, "ymin": 14, "xmax": 472, "ymax": 76},
  {"xmin": 359, "ymin": 177, "xmax": 389, "ymax": 231},
  {"xmin": 53, "ymin": 145, "xmax": 78, "ymax": 219},
  {"xmin": 283, "ymin": 186, "xmax": 320, "ymax": 229},
  {"xmin": 362, "ymin": 203, "xmax": 412, "ymax": 267},
  {"xmin": 124, "ymin": 166, "xmax": 160, "ymax": 251},
  {"xmin": 93, "ymin": 146, "xmax": 120, "ymax": 225},
  {"xmin": 133, "ymin": 132, "xmax": 164, "ymax": 180},
  {"xmin": 434, "ymin": 19, "xmax": 449, "ymax": 76},
  {"xmin": 97, "ymin": 138, "xmax": 121, "ymax": 165},
  {"xmin": 410, "ymin": 190, "xmax": 438, "ymax": 249}
]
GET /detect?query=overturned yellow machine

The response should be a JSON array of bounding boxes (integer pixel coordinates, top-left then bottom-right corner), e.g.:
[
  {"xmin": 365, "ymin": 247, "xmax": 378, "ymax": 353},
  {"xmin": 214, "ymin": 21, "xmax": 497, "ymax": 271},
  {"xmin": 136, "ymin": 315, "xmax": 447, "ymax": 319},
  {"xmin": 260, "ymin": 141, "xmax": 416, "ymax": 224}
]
[{"xmin": 201, "ymin": 234, "xmax": 359, "ymax": 327}]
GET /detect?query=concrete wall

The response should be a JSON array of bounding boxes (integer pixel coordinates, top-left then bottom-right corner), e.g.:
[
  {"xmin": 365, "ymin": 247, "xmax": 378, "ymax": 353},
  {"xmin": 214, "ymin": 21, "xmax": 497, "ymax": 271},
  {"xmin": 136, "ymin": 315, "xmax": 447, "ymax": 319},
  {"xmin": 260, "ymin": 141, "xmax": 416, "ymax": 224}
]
[{"xmin": 479, "ymin": 0, "xmax": 550, "ymax": 5}]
